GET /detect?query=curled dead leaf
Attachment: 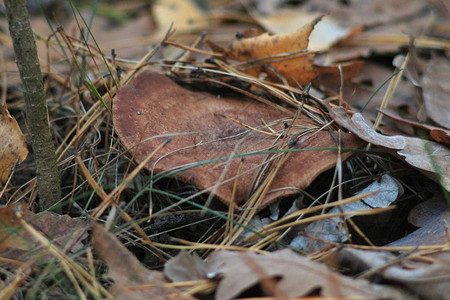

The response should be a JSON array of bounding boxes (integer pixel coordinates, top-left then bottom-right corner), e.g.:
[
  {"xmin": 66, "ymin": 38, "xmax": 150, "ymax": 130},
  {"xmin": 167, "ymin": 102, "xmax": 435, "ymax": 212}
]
[
  {"xmin": 113, "ymin": 72, "xmax": 362, "ymax": 206},
  {"xmin": 380, "ymin": 109, "xmax": 450, "ymax": 146},
  {"xmin": 208, "ymin": 17, "xmax": 363, "ymax": 87},
  {"xmin": 251, "ymin": 9, "xmax": 354, "ymax": 51},
  {"xmin": 92, "ymin": 224, "xmax": 194, "ymax": 299},
  {"xmin": 329, "ymin": 107, "xmax": 450, "ymax": 191},
  {"xmin": 206, "ymin": 249, "xmax": 410, "ymax": 300},
  {"xmin": 291, "ymin": 174, "xmax": 401, "ymax": 253},
  {"xmin": 338, "ymin": 247, "xmax": 449, "ymax": 300},
  {"xmin": 208, "ymin": 17, "xmax": 321, "ymax": 85},
  {"xmin": 164, "ymin": 250, "xmax": 207, "ymax": 282},
  {"xmin": 0, "ymin": 105, "xmax": 28, "ymax": 183},
  {"xmin": 315, "ymin": 60, "xmax": 364, "ymax": 85},
  {"xmin": 0, "ymin": 203, "xmax": 88, "ymax": 263}
]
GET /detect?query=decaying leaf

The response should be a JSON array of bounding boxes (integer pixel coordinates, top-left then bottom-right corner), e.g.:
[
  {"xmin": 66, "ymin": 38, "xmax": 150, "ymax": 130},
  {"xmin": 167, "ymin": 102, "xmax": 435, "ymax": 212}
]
[
  {"xmin": 407, "ymin": 197, "xmax": 448, "ymax": 227},
  {"xmin": 208, "ymin": 17, "xmax": 319, "ymax": 85},
  {"xmin": 0, "ymin": 105, "xmax": 28, "ymax": 183},
  {"xmin": 338, "ymin": 247, "xmax": 449, "ymax": 300},
  {"xmin": 314, "ymin": 60, "xmax": 364, "ymax": 85},
  {"xmin": 422, "ymin": 56, "xmax": 450, "ymax": 130},
  {"xmin": 329, "ymin": 107, "xmax": 450, "ymax": 191},
  {"xmin": 308, "ymin": 0, "xmax": 435, "ymax": 62},
  {"xmin": 0, "ymin": 203, "xmax": 88, "ymax": 262},
  {"xmin": 164, "ymin": 250, "xmax": 207, "ymax": 282},
  {"xmin": 380, "ymin": 109, "xmax": 450, "ymax": 146},
  {"xmin": 0, "ymin": 203, "xmax": 30, "ymax": 255},
  {"xmin": 290, "ymin": 174, "xmax": 402, "ymax": 252},
  {"xmin": 92, "ymin": 224, "xmax": 194, "ymax": 300},
  {"xmin": 251, "ymin": 9, "xmax": 353, "ymax": 51},
  {"xmin": 390, "ymin": 208, "xmax": 450, "ymax": 247},
  {"xmin": 208, "ymin": 16, "xmax": 363, "ymax": 86},
  {"xmin": 206, "ymin": 249, "xmax": 411, "ymax": 300},
  {"xmin": 113, "ymin": 72, "xmax": 363, "ymax": 206}
]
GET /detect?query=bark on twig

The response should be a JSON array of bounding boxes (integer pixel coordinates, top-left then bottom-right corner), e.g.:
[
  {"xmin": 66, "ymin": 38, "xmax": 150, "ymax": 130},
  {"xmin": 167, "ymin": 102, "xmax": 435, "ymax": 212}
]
[{"xmin": 5, "ymin": 0, "xmax": 61, "ymax": 210}]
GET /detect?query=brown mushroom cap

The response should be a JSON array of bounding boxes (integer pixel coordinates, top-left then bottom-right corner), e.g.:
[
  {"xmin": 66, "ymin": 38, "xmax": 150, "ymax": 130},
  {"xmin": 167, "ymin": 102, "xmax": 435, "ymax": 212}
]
[{"xmin": 113, "ymin": 71, "xmax": 362, "ymax": 207}]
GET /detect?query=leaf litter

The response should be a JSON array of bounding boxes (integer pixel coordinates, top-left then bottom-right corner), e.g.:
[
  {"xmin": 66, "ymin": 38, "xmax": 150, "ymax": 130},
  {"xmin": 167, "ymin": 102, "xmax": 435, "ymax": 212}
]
[{"xmin": 1, "ymin": 0, "xmax": 450, "ymax": 299}]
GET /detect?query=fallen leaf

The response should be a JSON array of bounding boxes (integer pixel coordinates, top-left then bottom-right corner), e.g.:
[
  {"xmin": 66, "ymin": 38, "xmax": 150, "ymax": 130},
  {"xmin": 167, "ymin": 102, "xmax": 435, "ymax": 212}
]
[
  {"xmin": 237, "ymin": 215, "xmax": 271, "ymax": 244},
  {"xmin": 250, "ymin": 9, "xmax": 353, "ymax": 51},
  {"xmin": 300, "ymin": 0, "xmax": 431, "ymax": 29},
  {"xmin": 0, "ymin": 105, "xmax": 28, "ymax": 183},
  {"xmin": 389, "ymin": 209, "xmax": 450, "ymax": 247},
  {"xmin": 430, "ymin": 129, "xmax": 450, "ymax": 146},
  {"xmin": 338, "ymin": 247, "xmax": 449, "ymax": 300},
  {"xmin": 314, "ymin": 60, "xmax": 364, "ymax": 85},
  {"xmin": 164, "ymin": 250, "xmax": 207, "ymax": 282},
  {"xmin": 0, "ymin": 203, "xmax": 30, "ymax": 254},
  {"xmin": 113, "ymin": 72, "xmax": 362, "ymax": 206},
  {"xmin": 92, "ymin": 224, "xmax": 194, "ymax": 300},
  {"xmin": 329, "ymin": 107, "xmax": 450, "ymax": 191},
  {"xmin": 304, "ymin": 0, "xmax": 436, "ymax": 61},
  {"xmin": 422, "ymin": 56, "xmax": 450, "ymax": 130},
  {"xmin": 153, "ymin": 0, "xmax": 210, "ymax": 35},
  {"xmin": 208, "ymin": 17, "xmax": 320, "ymax": 85},
  {"xmin": 290, "ymin": 174, "xmax": 402, "ymax": 252},
  {"xmin": 29, "ymin": 212, "xmax": 88, "ymax": 252},
  {"xmin": 206, "ymin": 249, "xmax": 411, "ymax": 300},
  {"xmin": 407, "ymin": 197, "xmax": 448, "ymax": 227},
  {"xmin": 380, "ymin": 109, "xmax": 450, "ymax": 146},
  {"xmin": 208, "ymin": 16, "xmax": 363, "ymax": 87},
  {"xmin": 0, "ymin": 203, "xmax": 88, "ymax": 262},
  {"xmin": 339, "ymin": 62, "xmax": 419, "ymax": 125}
]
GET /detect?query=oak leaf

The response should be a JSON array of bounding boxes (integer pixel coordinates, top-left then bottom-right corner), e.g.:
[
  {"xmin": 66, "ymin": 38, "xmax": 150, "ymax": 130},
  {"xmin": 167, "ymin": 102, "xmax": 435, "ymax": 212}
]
[{"xmin": 206, "ymin": 249, "xmax": 407, "ymax": 300}]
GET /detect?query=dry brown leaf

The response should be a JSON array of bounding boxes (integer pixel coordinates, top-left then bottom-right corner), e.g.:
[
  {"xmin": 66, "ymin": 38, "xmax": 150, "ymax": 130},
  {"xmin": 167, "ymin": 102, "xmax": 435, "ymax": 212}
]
[
  {"xmin": 0, "ymin": 203, "xmax": 88, "ymax": 262},
  {"xmin": 431, "ymin": 129, "xmax": 450, "ymax": 146},
  {"xmin": 338, "ymin": 247, "xmax": 449, "ymax": 300},
  {"xmin": 0, "ymin": 105, "xmax": 28, "ymax": 183},
  {"xmin": 314, "ymin": 60, "xmax": 364, "ymax": 85},
  {"xmin": 329, "ymin": 107, "xmax": 450, "ymax": 191},
  {"xmin": 422, "ymin": 56, "xmax": 450, "ymax": 130},
  {"xmin": 380, "ymin": 109, "xmax": 450, "ymax": 146},
  {"xmin": 164, "ymin": 250, "xmax": 207, "ymax": 282},
  {"xmin": 0, "ymin": 203, "xmax": 30, "ymax": 254},
  {"xmin": 208, "ymin": 17, "xmax": 363, "ymax": 87},
  {"xmin": 305, "ymin": 0, "xmax": 435, "ymax": 61},
  {"xmin": 92, "ymin": 224, "xmax": 194, "ymax": 300},
  {"xmin": 251, "ymin": 9, "xmax": 353, "ymax": 51},
  {"xmin": 208, "ymin": 17, "xmax": 320, "ymax": 85},
  {"xmin": 29, "ymin": 213, "xmax": 88, "ymax": 252},
  {"xmin": 113, "ymin": 72, "xmax": 362, "ymax": 206},
  {"xmin": 206, "ymin": 249, "xmax": 408, "ymax": 300},
  {"xmin": 390, "ymin": 207, "xmax": 450, "ymax": 247}
]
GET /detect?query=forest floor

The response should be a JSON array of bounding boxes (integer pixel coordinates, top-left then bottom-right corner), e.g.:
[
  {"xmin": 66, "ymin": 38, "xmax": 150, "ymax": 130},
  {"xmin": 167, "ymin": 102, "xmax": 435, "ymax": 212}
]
[{"xmin": 0, "ymin": 0, "xmax": 449, "ymax": 299}]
